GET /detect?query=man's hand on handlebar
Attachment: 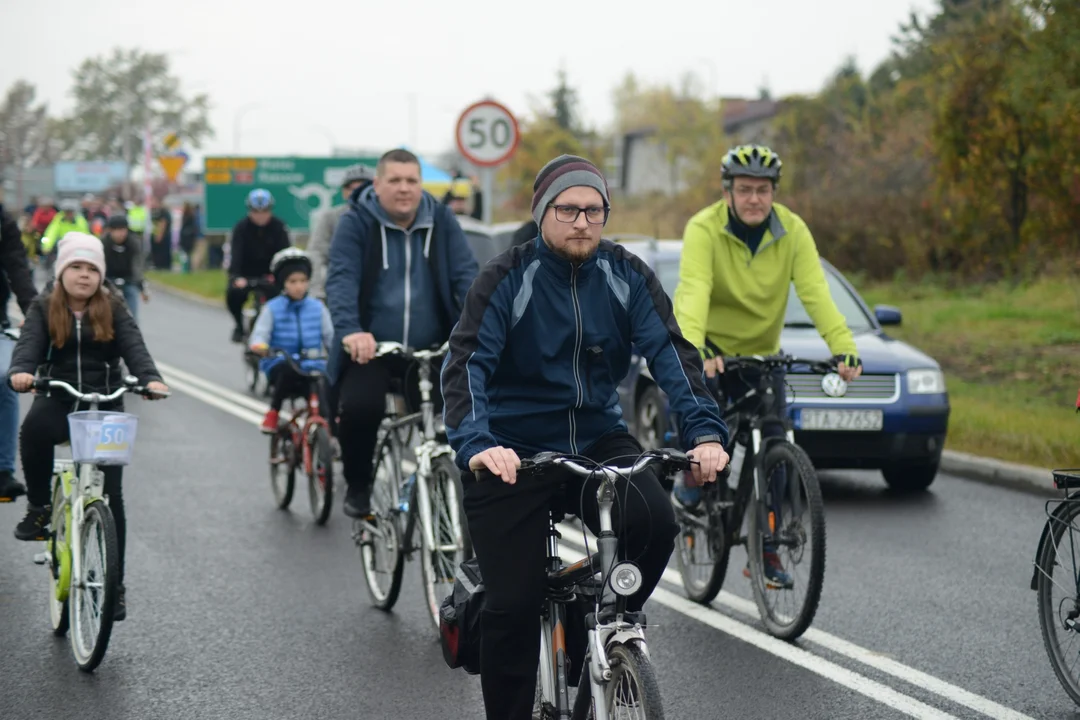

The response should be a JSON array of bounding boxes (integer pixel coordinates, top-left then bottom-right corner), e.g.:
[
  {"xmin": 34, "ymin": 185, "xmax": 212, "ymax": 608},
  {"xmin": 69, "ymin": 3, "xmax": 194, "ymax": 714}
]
[
  {"xmin": 144, "ymin": 381, "xmax": 170, "ymax": 399},
  {"xmin": 10, "ymin": 372, "xmax": 34, "ymax": 393},
  {"xmin": 232, "ymin": 277, "xmax": 248, "ymax": 289},
  {"xmin": 469, "ymin": 446, "xmax": 522, "ymax": 485},
  {"xmin": 250, "ymin": 342, "xmax": 269, "ymax": 357},
  {"xmin": 702, "ymin": 356, "xmax": 723, "ymax": 377},
  {"xmin": 835, "ymin": 353, "xmax": 863, "ymax": 382},
  {"xmin": 686, "ymin": 442, "xmax": 729, "ymax": 487},
  {"xmin": 342, "ymin": 332, "xmax": 377, "ymax": 365}
]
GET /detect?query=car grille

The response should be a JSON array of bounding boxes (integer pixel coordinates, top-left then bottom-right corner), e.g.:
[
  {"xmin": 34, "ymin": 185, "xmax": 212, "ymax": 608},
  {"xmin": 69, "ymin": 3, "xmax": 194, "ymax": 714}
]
[{"xmin": 785, "ymin": 373, "xmax": 900, "ymax": 404}]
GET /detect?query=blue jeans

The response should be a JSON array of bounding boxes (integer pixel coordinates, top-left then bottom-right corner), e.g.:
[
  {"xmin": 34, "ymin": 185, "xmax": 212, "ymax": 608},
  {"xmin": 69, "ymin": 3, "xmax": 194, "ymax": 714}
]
[
  {"xmin": 121, "ymin": 283, "xmax": 140, "ymax": 323},
  {"xmin": 0, "ymin": 335, "xmax": 18, "ymax": 473}
]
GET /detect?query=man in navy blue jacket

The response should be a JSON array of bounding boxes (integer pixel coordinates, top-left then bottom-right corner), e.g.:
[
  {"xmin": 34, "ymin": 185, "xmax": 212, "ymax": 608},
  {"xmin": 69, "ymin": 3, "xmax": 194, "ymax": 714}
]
[
  {"xmin": 441, "ymin": 155, "xmax": 730, "ymax": 720},
  {"xmin": 325, "ymin": 148, "xmax": 478, "ymax": 518}
]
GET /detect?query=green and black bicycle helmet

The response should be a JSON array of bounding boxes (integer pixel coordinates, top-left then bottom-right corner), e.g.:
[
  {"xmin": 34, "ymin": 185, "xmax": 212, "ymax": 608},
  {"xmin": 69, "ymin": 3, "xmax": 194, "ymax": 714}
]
[{"xmin": 721, "ymin": 145, "xmax": 783, "ymax": 188}]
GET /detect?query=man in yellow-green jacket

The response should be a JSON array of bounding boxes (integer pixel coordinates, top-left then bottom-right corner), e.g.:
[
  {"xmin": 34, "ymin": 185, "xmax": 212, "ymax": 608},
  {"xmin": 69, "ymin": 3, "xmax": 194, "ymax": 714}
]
[
  {"xmin": 40, "ymin": 199, "xmax": 90, "ymax": 256},
  {"xmin": 672, "ymin": 144, "xmax": 862, "ymax": 588}
]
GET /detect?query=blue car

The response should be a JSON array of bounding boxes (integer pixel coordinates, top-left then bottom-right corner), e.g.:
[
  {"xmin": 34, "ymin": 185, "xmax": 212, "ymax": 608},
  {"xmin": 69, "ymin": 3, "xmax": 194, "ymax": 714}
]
[{"xmin": 616, "ymin": 240, "xmax": 950, "ymax": 492}]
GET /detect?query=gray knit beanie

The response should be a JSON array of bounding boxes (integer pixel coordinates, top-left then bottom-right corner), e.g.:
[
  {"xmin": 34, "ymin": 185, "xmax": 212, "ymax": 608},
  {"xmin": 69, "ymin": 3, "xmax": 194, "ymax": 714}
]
[{"xmin": 531, "ymin": 155, "xmax": 610, "ymax": 227}]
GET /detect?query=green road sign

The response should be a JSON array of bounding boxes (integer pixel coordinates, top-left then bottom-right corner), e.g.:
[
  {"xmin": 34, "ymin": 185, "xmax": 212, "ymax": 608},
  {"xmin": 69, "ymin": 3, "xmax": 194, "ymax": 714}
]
[{"xmin": 203, "ymin": 156, "xmax": 378, "ymax": 233}]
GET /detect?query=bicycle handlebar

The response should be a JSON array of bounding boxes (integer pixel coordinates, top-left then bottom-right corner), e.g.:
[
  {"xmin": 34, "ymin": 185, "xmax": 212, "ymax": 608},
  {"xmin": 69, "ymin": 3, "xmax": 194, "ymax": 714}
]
[
  {"xmin": 373, "ymin": 340, "xmax": 450, "ymax": 362},
  {"xmin": 518, "ymin": 448, "xmax": 696, "ymax": 479},
  {"xmin": 722, "ymin": 353, "xmax": 836, "ymax": 375},
  {"xmin": 268, "ymin": 349, "xmax": 327, "ymax": 378},
  {"xmin": 29, "ymin": 377, "xmax": 169, "ymax": 401}
]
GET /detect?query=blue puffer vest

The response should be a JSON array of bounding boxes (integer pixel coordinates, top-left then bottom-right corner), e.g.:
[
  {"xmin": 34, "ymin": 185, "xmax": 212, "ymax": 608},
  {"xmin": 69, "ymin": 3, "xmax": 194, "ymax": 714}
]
[{"xmin": 259, "ymin": 295, "xmax": 327, "ymax": 376}]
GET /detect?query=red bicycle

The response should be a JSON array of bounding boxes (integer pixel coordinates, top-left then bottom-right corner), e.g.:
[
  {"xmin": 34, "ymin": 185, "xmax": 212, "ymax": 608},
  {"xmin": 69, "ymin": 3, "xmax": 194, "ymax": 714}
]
[{"xmin": 267, "ymin": 351, "xmax": 335, "ymax": 525}]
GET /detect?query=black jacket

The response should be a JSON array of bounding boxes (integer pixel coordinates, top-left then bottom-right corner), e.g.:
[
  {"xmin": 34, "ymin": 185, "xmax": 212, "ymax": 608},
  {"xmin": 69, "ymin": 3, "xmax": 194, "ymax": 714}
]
[
  {"xmin": 0, "ymin": 206, "xmax": 38, "ymax": 325},
  {"xmin": 8, "ymin": 283, "xmax": 162, "ymax": 394},
  {"xmin": 228, "ymin": 216, "xmax": 290, "ymax": 279},
  {"xmin": 103, "ymin": 233, "xmax": 145, "ymax": 289}
]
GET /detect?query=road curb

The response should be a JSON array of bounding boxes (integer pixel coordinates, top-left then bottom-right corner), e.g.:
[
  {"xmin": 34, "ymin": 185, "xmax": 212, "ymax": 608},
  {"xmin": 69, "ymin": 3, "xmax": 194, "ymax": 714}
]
[
  {"xmin": 147, "ymin": 282, "xmax": 1061, "ymax": 496},
  {"xmin": 147, "ymin": 280, "xmax": 223, "ymax": 309},
  {"xmin": 940, "ymin": 449, "xmax": 1054, "ymax": 495}
]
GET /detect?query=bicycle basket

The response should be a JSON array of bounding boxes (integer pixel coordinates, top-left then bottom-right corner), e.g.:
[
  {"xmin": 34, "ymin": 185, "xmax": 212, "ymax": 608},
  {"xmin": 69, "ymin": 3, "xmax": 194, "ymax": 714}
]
[
  {"xmin": 67, "ymin": 411, "xmax": 139, "ymax": 466},
  {"xmin": 1052, "ymin": 469, "xmax": 1080, "ymax": 490}
]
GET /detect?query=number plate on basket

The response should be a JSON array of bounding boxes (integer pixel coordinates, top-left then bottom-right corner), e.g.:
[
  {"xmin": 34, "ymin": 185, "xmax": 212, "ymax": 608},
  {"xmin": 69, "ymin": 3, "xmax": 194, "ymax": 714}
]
[
  {"xmin": 95, "ymin": 423, "xmax": 131, "ymax": 454},
  {"xmin": 798, "ymin": 409, "xmax": 883, "ymax": 431}
]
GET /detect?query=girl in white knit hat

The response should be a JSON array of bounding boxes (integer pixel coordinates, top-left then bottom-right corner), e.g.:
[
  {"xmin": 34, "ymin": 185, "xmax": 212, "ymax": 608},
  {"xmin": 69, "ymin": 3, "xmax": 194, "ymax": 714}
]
[{"xmin": 6, "ymin": 231, "xmax": 169, "ymax": 621}]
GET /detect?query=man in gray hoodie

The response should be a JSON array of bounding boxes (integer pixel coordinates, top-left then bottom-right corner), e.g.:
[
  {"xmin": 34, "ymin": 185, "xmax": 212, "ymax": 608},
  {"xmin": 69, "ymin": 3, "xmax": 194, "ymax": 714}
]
[
  {"xmin": 325, "ymin": 148, "xmax": 478, "ymax": 518},
  {"xmin": 308, "ymin": 164, "xmax": 375, "ymax": 300}
]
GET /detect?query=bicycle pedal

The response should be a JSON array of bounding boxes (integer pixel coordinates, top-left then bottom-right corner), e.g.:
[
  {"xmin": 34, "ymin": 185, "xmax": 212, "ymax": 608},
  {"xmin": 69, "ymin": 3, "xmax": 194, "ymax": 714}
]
[{"xmin": 32, "ymin": 552, "xmax": 49, "ymax": 566}]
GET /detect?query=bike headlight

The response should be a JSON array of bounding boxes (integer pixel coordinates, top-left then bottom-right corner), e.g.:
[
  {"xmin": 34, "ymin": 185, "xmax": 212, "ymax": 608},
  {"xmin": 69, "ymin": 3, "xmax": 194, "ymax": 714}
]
[
  {"xmin": 609, "ymin": 562, "xmax": 643, "ymax": 597},
  {"xmin": 907, "ymin": 369, "xmax": 946, "ymax": 395}
]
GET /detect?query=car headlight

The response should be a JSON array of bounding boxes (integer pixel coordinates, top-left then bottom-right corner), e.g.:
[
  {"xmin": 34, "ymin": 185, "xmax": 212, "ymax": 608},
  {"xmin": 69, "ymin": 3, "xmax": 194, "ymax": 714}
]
[{"xmin": 907, "ymin": 369, "xmax": 946, "ymax": 394}]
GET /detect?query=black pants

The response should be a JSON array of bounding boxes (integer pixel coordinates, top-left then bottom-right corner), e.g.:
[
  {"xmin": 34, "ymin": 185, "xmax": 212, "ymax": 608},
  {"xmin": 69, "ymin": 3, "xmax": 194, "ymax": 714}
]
[
  {"xmin": 334, "ymin": 356, "xmax": 442, "ymax": 494},
  {"xmin": 226, "ymin": 285, "xmax": 269, "ymax": 332},
  {"xmin": 268, "ymin": 364, "xmax": 322, "ymax": 413},
  {"xmin": 462, "ymin": 431, "xmax": 679, "ymax": 720},
  {"xmin": 21, "ymin": 395, "xmax": 127, "ymax": 583}
]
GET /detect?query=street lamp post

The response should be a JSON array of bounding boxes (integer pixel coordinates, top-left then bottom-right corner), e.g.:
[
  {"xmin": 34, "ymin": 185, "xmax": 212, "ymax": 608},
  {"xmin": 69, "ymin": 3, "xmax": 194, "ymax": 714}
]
[{"xmin": 233, "ymin": 103, "xmax": 261, "ymax": 153}]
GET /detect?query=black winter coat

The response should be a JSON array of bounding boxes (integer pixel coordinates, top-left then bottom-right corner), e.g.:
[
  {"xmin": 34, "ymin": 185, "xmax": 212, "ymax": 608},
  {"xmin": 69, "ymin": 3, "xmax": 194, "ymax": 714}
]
[{"xmin": 8, "ymin": 283, "xmax": 162, "ymax": 395}]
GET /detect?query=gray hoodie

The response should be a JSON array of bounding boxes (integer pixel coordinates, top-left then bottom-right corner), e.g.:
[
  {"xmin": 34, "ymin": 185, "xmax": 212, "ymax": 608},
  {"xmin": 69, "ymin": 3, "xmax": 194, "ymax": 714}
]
[{"xmin": 358, "ymin": 185, "xmax": 443, "ymax": 349}]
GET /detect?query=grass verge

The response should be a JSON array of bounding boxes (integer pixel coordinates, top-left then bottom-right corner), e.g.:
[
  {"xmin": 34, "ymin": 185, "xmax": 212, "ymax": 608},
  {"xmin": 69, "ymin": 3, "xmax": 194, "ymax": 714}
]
[
  {"xmin": 146, "ymin": 269, "xmax": 226, "ymax": 303},
  {"xmin": 859, "ymin": 277, "xmax": 1080, "ymax": 469}
]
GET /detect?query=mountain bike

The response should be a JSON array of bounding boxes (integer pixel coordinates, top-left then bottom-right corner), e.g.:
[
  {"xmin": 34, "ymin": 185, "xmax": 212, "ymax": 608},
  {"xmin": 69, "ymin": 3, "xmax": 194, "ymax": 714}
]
[
  {"xmin": 30, "ymin": 375, "xmax": 167, "ymax": 672},
  {"xmin": 267, "ymin": 350, "xmax": 334, "ymax": 525},
  {"xmin": 1033, "ymin": 468, "xmax": 1080, "ymax": 706},
  {"xmin": 671, "ymin": 353, "xmax": 830, "ymax": 640},
  {"xmin": 527, "ymin": 449, "xmax": 697, "ymax": 719},
  {"xmin": 355, "ymin": 341, "xmax": 470, "ymax": 633}
]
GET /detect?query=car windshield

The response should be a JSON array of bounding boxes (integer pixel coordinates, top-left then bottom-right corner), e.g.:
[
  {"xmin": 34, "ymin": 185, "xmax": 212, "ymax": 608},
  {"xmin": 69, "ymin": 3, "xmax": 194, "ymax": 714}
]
[{"xmin": 654, "ymin": 258, "xmax": 874, "ymax": 333}]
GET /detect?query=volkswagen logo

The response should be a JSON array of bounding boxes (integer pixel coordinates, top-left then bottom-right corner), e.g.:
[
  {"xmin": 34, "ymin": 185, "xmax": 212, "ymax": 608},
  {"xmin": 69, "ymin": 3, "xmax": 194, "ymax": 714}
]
[{"xmin": 821, "ymin": 372, "xmax": 848, "ymax": 398}]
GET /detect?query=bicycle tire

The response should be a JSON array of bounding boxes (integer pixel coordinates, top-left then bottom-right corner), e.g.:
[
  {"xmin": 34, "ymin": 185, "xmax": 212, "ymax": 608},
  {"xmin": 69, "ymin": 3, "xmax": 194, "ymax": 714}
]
[
  {"xmin": 48, "ymin": 480, "xmax": 70, "ymax": 636},
  {"xmin": 359, "ymin": 434, "xmax": 405, "ymax": 610},
  {"xmin": 1036, "ymin": 498, "xmax": 1080, "ymax": 705},
  {"xmin": 308, "ymin": 425, "xmax": 334, "ymax": 526},
  {"xmin": 674, "ymin": 478, "xmax": 732, "ymax": 604},
  {"xmin": 269, "ymin": 430, "xmax": 296, "ymax": 509},
  {"xmin": 747, "ymin": 441, "xmax": 825, "ymax": 640},
  {"xmin": 70, "ymin": 501, "xmax": 119, "ymax": 672},
  {"xmin": 573, "ymin": 643, "xmax": 665, "ymax": 719},
  {"xmin": 419, "ymin": 455, "xmax": 470, "ymax": 633}
]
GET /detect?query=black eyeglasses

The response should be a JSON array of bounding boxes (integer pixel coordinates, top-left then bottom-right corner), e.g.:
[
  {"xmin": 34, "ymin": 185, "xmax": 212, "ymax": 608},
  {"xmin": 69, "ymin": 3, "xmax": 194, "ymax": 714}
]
[{"xmin": 549, "ymin": 204, "xmax": 609, "ymax": 225}]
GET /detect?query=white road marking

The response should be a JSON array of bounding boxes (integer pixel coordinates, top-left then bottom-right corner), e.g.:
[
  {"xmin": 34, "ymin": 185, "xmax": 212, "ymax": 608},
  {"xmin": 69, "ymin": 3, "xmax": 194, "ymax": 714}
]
[{"xmin": 163, "ymin": 361, "xmax": 1035, "ymax": 720}]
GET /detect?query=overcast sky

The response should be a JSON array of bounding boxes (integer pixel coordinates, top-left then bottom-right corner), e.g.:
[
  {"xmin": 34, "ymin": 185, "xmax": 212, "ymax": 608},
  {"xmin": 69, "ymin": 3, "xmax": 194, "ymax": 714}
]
[{"xmin": 3, "ymin": 0, "xmax": 936, "ymax": 167}]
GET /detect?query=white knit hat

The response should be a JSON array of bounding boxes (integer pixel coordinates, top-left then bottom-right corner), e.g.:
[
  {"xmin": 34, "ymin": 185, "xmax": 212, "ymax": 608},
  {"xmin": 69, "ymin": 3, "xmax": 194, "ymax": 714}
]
[{"xmin": 55, "ymin": 232, "xmax": 106, "ymax": 286}]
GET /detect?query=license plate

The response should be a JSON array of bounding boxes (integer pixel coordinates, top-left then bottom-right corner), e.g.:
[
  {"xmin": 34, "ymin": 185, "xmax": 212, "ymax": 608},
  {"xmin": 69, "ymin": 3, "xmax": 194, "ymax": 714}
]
[{"xmin": 798, "ymin": 409, "xmax": 883, "ymax": 431}]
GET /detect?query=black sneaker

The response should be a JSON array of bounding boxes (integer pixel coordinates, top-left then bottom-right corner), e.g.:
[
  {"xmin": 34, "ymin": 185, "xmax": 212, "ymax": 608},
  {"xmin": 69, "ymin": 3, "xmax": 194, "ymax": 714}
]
[
  {"xmin": 342, "ymin": 487, "xmax": 372, "ymax": 519},
  {"xmin": 14, "ymin": 505, "xmax": 50, "ymax": 541},
  {"xmin": 0, "ymin": 470, "xmax": 26, "ymax": 503},
  {"xmin": 231, "ymin": 327, "xmax": 245, "ymax": 344},
  {"xmin": 114, "ymin": 584, "xmax": 127, "ymax": 621}
]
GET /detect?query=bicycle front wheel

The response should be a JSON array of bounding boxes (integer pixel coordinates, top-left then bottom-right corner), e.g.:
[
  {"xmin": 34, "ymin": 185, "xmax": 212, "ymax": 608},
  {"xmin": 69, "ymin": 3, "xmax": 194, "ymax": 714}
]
[
  {"xmin": 674, "ymin": 478, "xmax": 732, "ymax": 604},
  {"xmin": 358, "ymin": 435, "xmax": 405, "ymax": 610},
  {"xmin": 1036, "ymin": 497, "xmax": 1080, "ymax": 705},
  {"xmin": 269, "ymin": 430, "xmax": 296, "ymax": 509},
  {"xmin": 308, "ymin": 425, "xmax": 334, "ymax": 525},
  {"xmin": 419, "ymin": 455, "xmax": 470, "ymax": 633},
  {"xmin": 70, "ymin": 501, "xmax": 119, "ymax": 672},
  {"xmin": 573, "ymin": 643, "xmax": 665, "ymax": 719},
  {"xmin": 747, "ymin": 441, "xmax": 826, "ymax": 640}
]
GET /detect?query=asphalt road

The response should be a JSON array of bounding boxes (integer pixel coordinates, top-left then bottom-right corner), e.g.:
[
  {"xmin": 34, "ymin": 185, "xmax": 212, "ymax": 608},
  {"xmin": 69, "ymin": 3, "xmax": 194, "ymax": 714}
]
[{"xmin": 0, "ymin": 288, "xmax": 1073, "ymax": 719}]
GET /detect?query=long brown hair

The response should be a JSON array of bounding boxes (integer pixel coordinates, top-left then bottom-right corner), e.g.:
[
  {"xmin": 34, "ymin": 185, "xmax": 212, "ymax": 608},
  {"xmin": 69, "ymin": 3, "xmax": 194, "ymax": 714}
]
[{"xmin": 48, "ymin": 281, "xmax": 115, "ymax": 348}]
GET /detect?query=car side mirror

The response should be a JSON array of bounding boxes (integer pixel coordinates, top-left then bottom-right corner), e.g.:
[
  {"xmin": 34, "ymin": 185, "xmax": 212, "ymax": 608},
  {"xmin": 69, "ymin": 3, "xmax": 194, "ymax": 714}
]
[{"xmin": 874, "ymin": 304, "xmax": 902, "ymax": 326}]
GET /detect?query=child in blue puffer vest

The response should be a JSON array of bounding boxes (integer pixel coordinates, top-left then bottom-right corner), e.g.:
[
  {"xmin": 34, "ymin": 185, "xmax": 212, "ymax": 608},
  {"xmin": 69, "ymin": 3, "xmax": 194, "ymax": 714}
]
[{"xmin": 249, "ymin": 248, "xmax": 333, "ymax": 433}]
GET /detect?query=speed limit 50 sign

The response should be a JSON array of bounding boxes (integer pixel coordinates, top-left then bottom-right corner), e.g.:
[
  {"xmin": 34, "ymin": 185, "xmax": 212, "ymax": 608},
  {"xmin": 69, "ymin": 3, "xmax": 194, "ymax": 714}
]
[{"xmin": 455, "ymin": 100, "xmax": 521, "ymax": 168}]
